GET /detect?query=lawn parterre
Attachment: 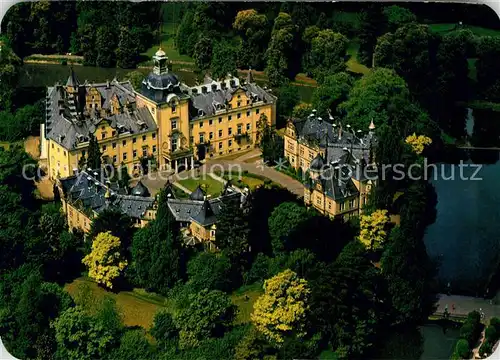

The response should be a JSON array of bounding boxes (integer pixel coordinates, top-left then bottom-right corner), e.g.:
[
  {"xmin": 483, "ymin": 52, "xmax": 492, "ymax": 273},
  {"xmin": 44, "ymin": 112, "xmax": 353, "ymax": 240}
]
[{"xmin": 177, "ymin": 177, "xmax": 225, "ymax": 197}]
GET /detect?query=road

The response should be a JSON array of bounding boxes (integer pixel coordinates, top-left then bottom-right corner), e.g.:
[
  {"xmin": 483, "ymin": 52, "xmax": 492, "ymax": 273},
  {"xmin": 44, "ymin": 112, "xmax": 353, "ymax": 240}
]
[
  {"xmin": 140, "ymin": 150, "xmax": 304, "ymax": 197},
  {"xmin": 435, "ymin": 294, "xmax": 500, "ymax": 320}
]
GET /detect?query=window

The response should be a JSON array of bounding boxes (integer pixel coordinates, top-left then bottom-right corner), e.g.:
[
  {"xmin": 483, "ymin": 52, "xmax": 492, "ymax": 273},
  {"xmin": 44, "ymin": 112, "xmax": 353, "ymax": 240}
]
[
  {"xmin": 57, "ymin": 148, "xmax": 60, "ymax": 153},
  {"xmin": 246, "ymin": 111, "xmax": 250, "ymax": 117},
  {"xmin": 209, "ymin": 119, "xmax": 213, "ymax": 126},
  {"xmin": 228, "ymin": 128, "xmax": 232, "ymax": 136},
  {"xmin": 112, "ymin": 142, "xmax": 117, "ymax": 149},
  {"xmin": 171, "ymin": 120, "xmax": 177, "ymax": 130},
  {"xmin": 300, "ymin": 147, "xmax": 304, "ymax": 156},
  {"xmin": 190, "ymin": 136, "xmax": 194, "ymax": 144},
  {"xmin": 199, "ymin": 133, "xmax": 204, "ymax": 143},
  {"xmin": 237, "ymin": 101, "xmax": 241, "ymax": 107},
  {"xmin": 328, "ymin": 201, "xmax": 332, "ymax": 210},
  {"xmin": 340, "ymin": 202, "xmax": 345, "ymax": 211},
  {"xmin": 246, "ymin": 100, "xmax": 250, "ymax": 105},
  {"xmin": 133, "ymin": 137, "xmax": 137, "ymax": 144},
  {"xmin": 151, "ymin": 107, "xmax": 155, "ymax": 114},
  {"xmin": 63, "ymin": 151, "xmax": 66, "ymax": 156},
  {"xmin": 219, "ymin": 130, "xmax": 223, "ymax": 137},
  {"xmin": 309, "ymin": 152, "xmax": 314, "ymax": 160},
  {"xmin": 152, "ymin": 132, "xmax": 156, "ymax": 139},
  {"xmin": 246, "ymin": 123, "xmax": 251, "ymax": 131},
  {"xmin": 143, "ymin": 148, "xmax": 147, "ymax": 157},
  {"xmin": 123, "ymin": 152, "xmax": 127, "ymax": 161},
  {"xmin": 100, "ymin": 125, "xmax": 104, "ymax": 130},
  {"xmin": 102, "ymin": 145, "xmax": 107, "ymax": 151},
  {"xmin": 218, "ymin": 142, "xmax": 222, "ymax": 149},
  {"xmin": 199, "ymin": 121, "xmax": 204, "ymax": 128},
  {"xmin": 112, "ymin": 130, "xmax": 116, "ymax": 136},
  {"xmin": 237, "ymin": 113, "xmax": 241, "ymax": 119},
  {"xmin": 51, "ymin": 143, "xmax": 54, "ymax": 149},
  {"xmin": 256, "ymin": 108, "xmax": 260, "ymax": 114},
  {"xmin": 172, "ymin": 104, "xmax": 176, "ymax": 113},
  {"xmin": 237, "ymin": 124, "xmax": 242, "ymax": 134},
  {"xmin": 172, "ymin": 138, "xmax": 178, "ymax": 152},
  {"xmin": 133, "ymin": 150, "xmax": 137, "ymax": 158},
  {"xmin": 228, "ymin": 115, "xmax": 232, "ymax": 121},
  {"xmin": 152, "ymin": 145, "xmax": 157, "ymax": 153},
  {"xmin": 316, "ymin": 197, "xmax": 321, "ymax": 205},
  {"xmin": 349, "ymin": 199, "xmax": 355, "ymax": 209},
  {"xmin": 229, "ymin": 139, "xmax": 232, "ymax": 147},
  {"xmin": 113, "ymin": 155, "xmax": 117, "ymax": 163},
  {"xmin": 209, "ymin": 132, "xmax": 214, "ymax": 140},
  {"xmin": 122, "ymin": 140, "xmax": 126, "ymax": 146},
  {"xmin": 101, "ymin": 133, "xmax": 106, "ymax": 139},
  {"xmin": 218, "ymin": 117, "xmax": 222, "ymax": 123},
  {"xmin": 142, "ymin": 135, "xmax": 146, "ymax": 141},
  {"xmin": 82, "ymin": 150, "xmax": 86, "ymax": 157}
]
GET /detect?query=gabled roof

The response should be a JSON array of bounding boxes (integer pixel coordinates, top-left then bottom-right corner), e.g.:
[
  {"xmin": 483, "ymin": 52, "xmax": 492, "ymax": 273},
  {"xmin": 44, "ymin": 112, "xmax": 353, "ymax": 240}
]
[
  {"xmin": 191, "ymin": 199, "xmax": 216, "ymax": 226},
  {"xmin": 189, "ymin": 185, "xmax": 205, "ymax": 201}
]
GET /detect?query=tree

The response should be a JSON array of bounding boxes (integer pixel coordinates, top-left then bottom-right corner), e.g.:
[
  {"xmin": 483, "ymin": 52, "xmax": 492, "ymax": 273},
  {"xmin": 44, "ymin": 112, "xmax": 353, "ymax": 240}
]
[
  {"xmin": 176, "ymin": 9, "xmax": 198, "ymax": 56},
  {"xmin": 309, "ymin": 241, "xmax": 389, "ymax": 357},
  {"xmin": 311, "ymin": 72, "xmax": 354, "ymax": 118},
  {"xmin": 405, "ymin": 133, "xmax": 432, "ymax": 155},
  {"xmin": 53, "ymin": 306, "xmax": 118, "ymax": 360},
  {"xmin": 0, "ymin": 270, "xmax": 73, "ymax": 359},
  {"xmin": 151, "ymin": 310, "xmax": 179, "ymax": 351},
  {"xmin": 211, "ymin": 40, "xmax": 237, "ymax": 80},
  {"xmin": 82, "ymin": 232, "xmax": 128, "ymax": 289},
  {"xmin": 276, "ymin": 85, "xmax": 300, "ymax": 124},
  {"xmin": 234, "ymin": 327, "xmax": 272, "ymax": 360},
  {"xmin": 359, "ymin": 209, "xmax": 390, "ymax": 250},
  {"xmin": 476, "ymin": 36, "xmax": 500, "ymax": 101},
  {"xmin": 383, "ymin": 5, "xmax": 417, "ymax": 32},
  {"xmin": 252, "ymin": 269, "xmax": 310, "ymax": 345},
  {"xmin": 130, "ymin": 189, "xmax": 185, "ymax": 294},
  {"xmin": 339, "ymin": 68, "xmax": 410, "ymax": 130},
  {"xmin": 109, "ymin": 329, "xmax": 153, "ymax": 360},
  {"xmin": 125, "ymin": 70, "xmax": 145, "ymax": 90},
  {"xmin": 215, "ymin": 199, "xmax": 250, "ymax": 263},
  {"xmin": 87, "ymin": 133, "xmax": 102, "ymax": 170},
  {"xmin": 268, "ymin": 202, "xmax": 312, "ymax": 254},
  {"xmin": 175, "ymin": 289, "xmax": 236, "ymax": 349},
  {"xmin": 116, "ymin": 27, "xmax": 139, "ymax": 69},
  {"xmin": 193, "ymin": 36, "xmax": 213, "ymax": 71},
  {"xmin": 357, "ymin": 5, "xmax": 386, "ymax": 66},
  {"xmin": 96, "ymin": 26, "xmax": 116, "ymax": 67},
  {"xmin": 292, "ymin": 103, "xmax": 313, "ymax": 119},
  {"xmin": 187, "ymin": 252, "xmax": 233, "ymax": 292},
  {"xmin": 308, "ymin": 29, "xmax": 348, "ymax": 81},
  {"xmin": 117, "ymin": 162, "xmax": 131, "ymax": 190},
  {"xmin": 265, "ymin": 12, "xmax": 298, "ymax": 87},
  {"xmin": 0, "ymin": 38, "xmax": 21, "ymax": 112},
  {"xmin": 233, "ymin": 9, "xmax": 269, "ymax": 69},
  {"xmin": 257, "ymin": 114, "xmax": 284, "ymax": 165},
  {"xmin": 89, "ymin": 208, "xmax": 134, "ymax": 250},
  {"xmin": 374, "ymin": 24, "xmax": 440, "ymax": 117}
]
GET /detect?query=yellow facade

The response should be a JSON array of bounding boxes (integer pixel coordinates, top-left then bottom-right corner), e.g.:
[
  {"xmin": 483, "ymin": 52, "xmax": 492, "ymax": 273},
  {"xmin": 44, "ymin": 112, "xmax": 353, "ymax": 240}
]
[{"xmin": 284, "ymin": 122, "xmax": 324, "ymax": 172}]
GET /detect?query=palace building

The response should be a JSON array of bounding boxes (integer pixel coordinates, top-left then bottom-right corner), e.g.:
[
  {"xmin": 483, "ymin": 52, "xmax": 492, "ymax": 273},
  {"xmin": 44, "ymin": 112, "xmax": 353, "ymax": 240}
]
[
  {"xmin": 58, "ymin": 170, "xmax": 157, "ymax": 233},
  {"xmin": 284, "ymin": 112, "xmax": 377, "ymax": 220},
  {"xmin": 41, "ymin": 49, "xmax": 276, "ymax": 180}
]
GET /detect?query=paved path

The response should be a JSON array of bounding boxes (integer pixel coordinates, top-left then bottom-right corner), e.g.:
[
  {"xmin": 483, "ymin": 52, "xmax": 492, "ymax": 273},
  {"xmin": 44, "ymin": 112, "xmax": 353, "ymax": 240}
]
[
  {"xmin": 140, "ymin": 155, "xmax": 304, "ymax": 197},
  {"xmin": 435, "ymin": 294, "xmax": 500, "ymax": 320}
]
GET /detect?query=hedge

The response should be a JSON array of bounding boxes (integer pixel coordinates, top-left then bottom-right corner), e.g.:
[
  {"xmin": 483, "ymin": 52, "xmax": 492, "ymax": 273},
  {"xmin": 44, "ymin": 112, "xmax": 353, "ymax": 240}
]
[
  {"xmin": 478, "ymin": 317, "xmax": 500, "ymax": 358},
  {"xmin": 450, "ymin": 311, "xmax": 483, "ymax": 359}
]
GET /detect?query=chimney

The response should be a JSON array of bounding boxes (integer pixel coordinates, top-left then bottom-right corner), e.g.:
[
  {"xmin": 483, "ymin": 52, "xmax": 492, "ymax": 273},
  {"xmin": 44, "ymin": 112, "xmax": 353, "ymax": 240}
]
[{"xmin": 201, "ymin": 86, "xmax": 207, "ymax": 94}]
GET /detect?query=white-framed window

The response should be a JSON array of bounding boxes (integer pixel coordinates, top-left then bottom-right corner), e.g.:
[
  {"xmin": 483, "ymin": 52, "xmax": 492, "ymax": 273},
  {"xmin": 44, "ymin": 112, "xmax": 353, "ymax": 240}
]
[
  {"xmin": 171, "ymin": 119, "xmax": 177, "ymax": 130},
  {"xmin": 349, "ymin": 199, "xmax": 355, "ymax": 209},
  {"xmin": 246, "ymin": 123, "xmax": 251, "ymax": 131},
  {"xmin": 237, "ymin": 124, "xmax": 242, "ymax": 134},
  {"xmin": 199, "ymin": 133, "xmax": 204, "ymax": 143}
]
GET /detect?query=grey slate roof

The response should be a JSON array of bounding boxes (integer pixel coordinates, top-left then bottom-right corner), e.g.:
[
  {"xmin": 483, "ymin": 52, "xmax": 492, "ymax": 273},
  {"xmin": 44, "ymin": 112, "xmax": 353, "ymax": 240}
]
[
  {"xmin": 45, "ymin": 79, "xmax": 156, "ymax": 150},
  {"xmin": 167, "ymin": 191, "xmax": 241, "ymax": 226},
  {"xmin": 189, "ymin": 185, "xmax": 205, "ymax": 201},
  {"xmin": 131, "ymin": 181, "xmax": 150, "ymax": 197},
  {"xmin": 307, "ymin": 165, "xmax": 360, "ymax": 201},
  {"xmin": 59, "ymin": 170, "xmax": 155, "ymax": 220}
]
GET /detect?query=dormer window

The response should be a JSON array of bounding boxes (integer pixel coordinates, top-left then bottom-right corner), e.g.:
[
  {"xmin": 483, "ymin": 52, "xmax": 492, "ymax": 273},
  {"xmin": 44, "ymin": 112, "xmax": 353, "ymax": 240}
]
[
  {"xmin": 172, "ymin": 104, "xmax": 176, "ymax": 113},
  {"xmin": 198, "ymin": 109, "xmax": 205, "ymax": 117}
]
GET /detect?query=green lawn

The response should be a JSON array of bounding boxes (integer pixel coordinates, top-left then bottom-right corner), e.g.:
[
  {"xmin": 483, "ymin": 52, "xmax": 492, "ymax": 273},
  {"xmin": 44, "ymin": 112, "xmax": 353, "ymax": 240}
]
[
  {"xmin": 215, "ymin": 170, "xmax": 267, "ymax": 191},
  {"xmin": 177, "ymin": 177, "xmax": 225, "ymax": 198},
  {"xmin": 64, "ymin": 277, "xmax": 171, "ymax": 329},
  {"xmin": 346, "ymin": 41, "xmax": 370, "ymax": 75},
  {"xmin": 231, "ymin": 282, "xmax": 264, "ymax": 324}
]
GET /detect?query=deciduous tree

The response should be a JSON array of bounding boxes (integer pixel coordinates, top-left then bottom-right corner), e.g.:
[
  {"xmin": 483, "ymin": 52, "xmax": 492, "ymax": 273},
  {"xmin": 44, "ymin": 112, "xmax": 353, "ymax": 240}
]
[
  {"xmin": 359, "ymin": 209, "xmax": 390, "ymax": 250},
  {"xmin": 82, "ymin": 231, "xmax": 128, "ymax": 289},
  {"xmin": 251, "ymin": 269, "xmax": 310, "ymax": 345}
]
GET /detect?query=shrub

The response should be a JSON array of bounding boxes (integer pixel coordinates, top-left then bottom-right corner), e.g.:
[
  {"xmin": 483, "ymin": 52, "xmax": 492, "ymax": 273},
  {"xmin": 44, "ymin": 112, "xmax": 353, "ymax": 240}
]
[
  {"xmin": 454, "ymin": 339, "xmax": 470, "ymax": 359},
  {"xmin": 485, "ymin": 326, "xmax": 497, "ymax": 343},
  {"xmin": 61, "ymin": 59, "xmax": 68, "ymax": 66},
  {"xmin": 491, "ymin": 317, "xmax": 500, "ymax": 332}
]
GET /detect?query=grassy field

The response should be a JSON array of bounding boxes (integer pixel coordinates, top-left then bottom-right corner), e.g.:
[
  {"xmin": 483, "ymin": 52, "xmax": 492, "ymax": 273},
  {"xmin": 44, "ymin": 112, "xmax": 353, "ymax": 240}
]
[
  {"xmin": 346, "ymin": 41, "xmax": 370, "ymax": 75},
  {"xmin": 230, "ymin": 282, "xmax": 264, "ymax": 324},
  {"xmin": 64, "ymin": 277, "xmax": 170, "ymax": 329},
  {"xmin": 428, "ymin": 23, "xmax": 500, "ymax": 37},
  {"xmin": 177, "ymin": 177, "xmax": 224, "ymax": 197}
]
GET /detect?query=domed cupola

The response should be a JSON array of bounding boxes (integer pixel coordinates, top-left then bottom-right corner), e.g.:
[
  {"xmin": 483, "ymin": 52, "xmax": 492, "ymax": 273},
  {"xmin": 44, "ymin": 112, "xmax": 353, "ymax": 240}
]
[
  {"xmin": 189, "ymin": 185, "xmax": 206, "ymax": 201},
  {"xmin": 142, "ymin": 48, "xmax": 180, "ymax": 92}
]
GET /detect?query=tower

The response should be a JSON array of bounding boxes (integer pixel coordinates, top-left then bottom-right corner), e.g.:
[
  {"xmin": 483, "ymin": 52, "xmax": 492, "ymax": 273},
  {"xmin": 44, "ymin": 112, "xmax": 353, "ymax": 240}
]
[{"xmin": 153, "ymin": 48, "xmax": 168, "ymax": 75}]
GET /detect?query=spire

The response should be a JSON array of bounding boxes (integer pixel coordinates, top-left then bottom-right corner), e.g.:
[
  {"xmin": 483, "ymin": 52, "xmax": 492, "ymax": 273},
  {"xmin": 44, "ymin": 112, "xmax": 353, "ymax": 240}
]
[
  {"xmin": 246, "ymin": 67, "xmax": 254, "ymax": 84},
  {"xmin": 153, "ymin": 48, "xmax": 168, "ymax": 75},
  {"xmin": 369, "ymin": 118, "xmax": 376, "ymax": 130},
  {"xmin": 66, "ymin": 66, "xmax": 79, "ymax": 88}
]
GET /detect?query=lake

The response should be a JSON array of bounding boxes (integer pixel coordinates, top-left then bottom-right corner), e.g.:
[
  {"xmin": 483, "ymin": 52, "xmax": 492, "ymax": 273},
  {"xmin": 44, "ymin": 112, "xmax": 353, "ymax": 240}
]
[{"xmin": 424, "ymin": 107, "xmax": 500, "ymax": 295}]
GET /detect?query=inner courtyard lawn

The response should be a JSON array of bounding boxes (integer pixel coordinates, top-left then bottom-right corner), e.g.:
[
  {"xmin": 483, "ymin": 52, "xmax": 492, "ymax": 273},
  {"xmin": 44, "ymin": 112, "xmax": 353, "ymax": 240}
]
[{"xmin": 177, "ymin": 177, "xmax": 225, "ymax": 197}]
